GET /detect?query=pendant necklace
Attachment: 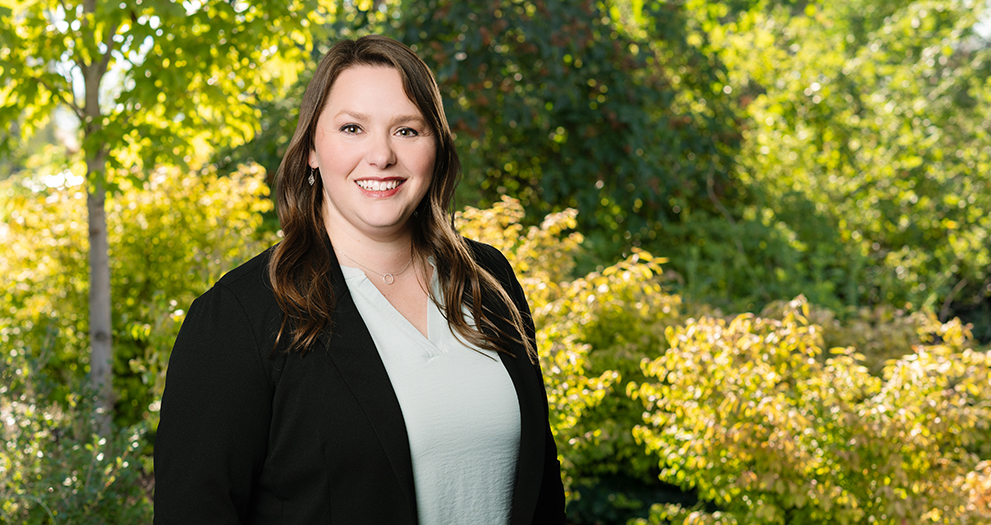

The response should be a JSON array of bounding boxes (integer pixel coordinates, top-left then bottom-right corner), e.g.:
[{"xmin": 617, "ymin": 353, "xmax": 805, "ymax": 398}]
[{"xmin": 337, "ymin": 250, "xmax": 413, "ymax": 285}]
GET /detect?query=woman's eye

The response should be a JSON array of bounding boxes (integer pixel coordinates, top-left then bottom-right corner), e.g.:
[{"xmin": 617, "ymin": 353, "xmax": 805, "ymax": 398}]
[
  {"xmin": 397, "ymin": 127, "xmax": 419, "ymax": 137},
  {"xmin": 340, "ymin": 124, "xmax": 360, "ymax": 134}
]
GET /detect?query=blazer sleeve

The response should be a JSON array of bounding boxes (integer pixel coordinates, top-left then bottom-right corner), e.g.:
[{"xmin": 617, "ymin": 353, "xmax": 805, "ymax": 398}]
[
  {"xmin": 512, "ymin": 270, "xmax": 567, "ymax": 524},
  {"xmin": 484, "ymin": 243, "xmax": 568, "ymax": 524},
  {"xmin": 154, "ymin": 283, "xmax": 273, "ymax": 525}
]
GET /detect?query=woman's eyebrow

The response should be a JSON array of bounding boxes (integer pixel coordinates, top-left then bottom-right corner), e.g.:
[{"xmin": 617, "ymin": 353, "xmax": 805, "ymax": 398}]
[
  {"xmin": 333, "ymin": 110, "xmax": 425, "ymax": 126},
  {"xmin": 391, "ymin": 114, "xmax": 426, "ymax": 125},
  {"xmin": 334, "ymin": 110, "xmax": 370, "ymax": 121}
]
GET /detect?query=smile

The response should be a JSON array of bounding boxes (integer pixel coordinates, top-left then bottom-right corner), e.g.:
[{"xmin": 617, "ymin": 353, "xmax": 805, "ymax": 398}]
[{"xmin": 356, "ymin": 179, "xmax": 404, "ymax": 191}]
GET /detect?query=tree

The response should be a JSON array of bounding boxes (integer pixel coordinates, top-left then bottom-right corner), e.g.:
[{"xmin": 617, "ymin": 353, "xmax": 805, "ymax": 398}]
[
  {"xmin": 0, "ymin": 0, "xmax": 325, "ymax": 429},
  {"xmin": 233, "ymin": 0, "xmax": 865, "ymax": 310},
  {"xmin": 719, "ymin": 0, "xmax": 991, "ymax": 330}
]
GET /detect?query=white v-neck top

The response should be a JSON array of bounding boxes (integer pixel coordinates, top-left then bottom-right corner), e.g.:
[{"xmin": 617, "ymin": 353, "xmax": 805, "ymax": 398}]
[{"xmin": 341, "ymin": 263, "xmax": 521, "ymax": 525}]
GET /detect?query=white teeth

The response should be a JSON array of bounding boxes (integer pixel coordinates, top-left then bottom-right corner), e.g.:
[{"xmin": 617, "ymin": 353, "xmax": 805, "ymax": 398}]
[{"xmin": 356, "ymin": 179, "xmax": 402, "ymax": 191}]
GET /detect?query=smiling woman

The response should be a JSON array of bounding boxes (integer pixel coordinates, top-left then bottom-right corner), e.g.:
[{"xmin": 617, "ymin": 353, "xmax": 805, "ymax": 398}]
[
  {"xmin": 152, "ymin": 35, "xmax": 566, "ymax": 525},
  {"xmin": 311, "ymin": 65, "xmax": 437, "ymax": 249}
]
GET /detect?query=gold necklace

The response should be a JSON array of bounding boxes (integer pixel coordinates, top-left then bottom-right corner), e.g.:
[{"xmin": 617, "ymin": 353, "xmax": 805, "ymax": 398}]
[{"xmin": 337, "ymin": 250, "xmax": 413, "ymax": 285}]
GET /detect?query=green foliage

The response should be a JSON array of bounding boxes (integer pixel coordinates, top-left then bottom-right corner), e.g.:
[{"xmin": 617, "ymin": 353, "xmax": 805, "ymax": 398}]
[
  {"xmin": 722, "ymin": 0, "xmax": 991, "ymax": 324},
  {"xmin": 230, "ymin": 0, "xmax": 751, "ymax": 266},
  {"xmin": 0, "ymin": 0, "xmax": 323, "ymax": 175},
  {"xmin": 220, "ymin": 0, "xmax": 991, "ymax": 332},
  {"xmin": 0, "ymin": 0, "xmax": 339, "ymax": 428},
  {"xmin": 460, "ymin": 198, "xmax": 991, "ymax": 524},
  {"xmin": 0, "ymin": 163, "xmax": 276, "ymax": 428},
  {"xmin": 396, "ymin": 0, "xmax": 699, "ymax": 227},
  {"xmin": 759, "ymin": 299, "xmax": 937, "ymax": 375},
  {"xmin": 539, "ymin": 251, "xmax": 690, "ymax": 524},
  {"xmin": 2, "ymin": 1, "xmax": 990, "ymax": 520},
  {"xmin": 0, "ymin": 342, "xmax": 152, "ymax": 524},
  {"xmin": 632, "ymin": 296, "xmax": 991, "ymax": 524}
]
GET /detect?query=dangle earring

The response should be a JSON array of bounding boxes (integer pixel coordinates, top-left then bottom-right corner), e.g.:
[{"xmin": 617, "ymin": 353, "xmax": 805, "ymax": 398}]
[{"xmin": 308, "ymin": 167, "xmax": 316, "ymax": 186}]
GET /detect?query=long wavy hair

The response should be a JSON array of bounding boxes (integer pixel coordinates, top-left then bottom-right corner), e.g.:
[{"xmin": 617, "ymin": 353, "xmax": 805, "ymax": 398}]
[{"xmin": 269, "ymin": 35, "xmax": 534, "ymax": 360}]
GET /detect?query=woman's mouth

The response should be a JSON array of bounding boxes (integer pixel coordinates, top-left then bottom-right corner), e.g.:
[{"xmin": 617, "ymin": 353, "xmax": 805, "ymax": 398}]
[{"xmin": 356, "ymin": 179, "xmax": 404, "ymax": 191}]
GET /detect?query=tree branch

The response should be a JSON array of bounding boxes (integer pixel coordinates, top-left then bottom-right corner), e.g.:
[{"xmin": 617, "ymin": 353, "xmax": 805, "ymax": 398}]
[
  {"xmin": 34, "ymin": 74, "xmax": 86, "ymax": 122},
  {"xmin": 940, "ymin": 278, "xmax": 968, "ymax": 323},
  {"xmin": 96, "ymin": 22, "xmax": 119, "ymax": 81}
]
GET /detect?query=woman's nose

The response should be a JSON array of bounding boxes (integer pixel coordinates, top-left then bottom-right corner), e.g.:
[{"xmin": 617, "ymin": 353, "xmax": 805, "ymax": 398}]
[{"xmin": 365, "ymin": 132, "xmax": 397, "ymax": 169}]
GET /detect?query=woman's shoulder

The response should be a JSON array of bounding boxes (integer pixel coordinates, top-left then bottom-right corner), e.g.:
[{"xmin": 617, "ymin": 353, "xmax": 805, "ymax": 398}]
[
  {"xmin": 185, "ymin": 244, "xmax": 282, "ymax": 332},
  {"xmin": 172, "ymin": 244, "xmax": 289, "ymax": 372},
  {"xmin": 213, "ymin": 243, "xmax": 278, "ymax": 294},
  {"xmin": 463, "ymin": 238, "xmax": 511, "ymax": 271}
]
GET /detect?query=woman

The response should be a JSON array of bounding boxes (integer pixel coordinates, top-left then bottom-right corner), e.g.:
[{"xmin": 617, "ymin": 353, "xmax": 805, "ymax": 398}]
[{"xmin": 153, "ymin": 35, "xmax": 566, "ymax": 524}]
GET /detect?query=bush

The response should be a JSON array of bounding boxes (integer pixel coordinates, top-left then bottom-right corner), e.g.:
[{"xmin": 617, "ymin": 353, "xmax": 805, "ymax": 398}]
[
  {"xmin": 0, "ymin": 163, "xmax": 276, "ymax": 429},
  {"xmin": 631, "ymin": 297, "xmax": 991, "ymax": 524},
  {"xmin": 0, "ymin": 342, "xmax": 152, "ymax": 524},
  {"xmin": 759, "ymin": 299, "xmax": 940, "ymax": 375},
  {"xmin": 0, "ymin": 162, "xmax": 276, "ymax": 522}
]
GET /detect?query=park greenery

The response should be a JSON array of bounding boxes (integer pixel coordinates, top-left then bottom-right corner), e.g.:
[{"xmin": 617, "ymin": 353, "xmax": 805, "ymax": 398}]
[{"xmin": 1, "ymin": 0, "xmax": 990, "ymax": 523}]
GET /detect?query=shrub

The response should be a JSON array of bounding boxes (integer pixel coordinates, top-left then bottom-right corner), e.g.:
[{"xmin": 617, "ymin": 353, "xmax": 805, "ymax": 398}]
[
  {"xmin": 1, "ymin": 162, "xmax": 276, "ymax": 523},
  {"xmin": 759, "ymin": 299, "xmax": 938, "ymax": 375},
  {"xmin": 0, "ymin": 341, "xmax": 152, "ymax": 524},
  {"xmin": 0, "ymin": 163, "xmax": 276, "ymax": 429},
  {"xmin": 632, "ymin": 297, "xmax": 991, "ymax": 524}
]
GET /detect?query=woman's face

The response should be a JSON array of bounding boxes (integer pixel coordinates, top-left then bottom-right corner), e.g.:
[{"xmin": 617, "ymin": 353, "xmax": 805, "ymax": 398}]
[{"xmin": 309, "ymin": 65, "xmax": 436, "ymax": 243}]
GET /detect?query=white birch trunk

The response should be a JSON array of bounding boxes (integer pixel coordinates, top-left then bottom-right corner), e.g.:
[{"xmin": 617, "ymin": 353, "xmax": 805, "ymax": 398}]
[
  {"xmin": 82, "ymin": 0, "xmax": 114, "ymax": 434},
  {"xmin": 87, "ymin": 165, "xmax": 114, "ymax": 434}
]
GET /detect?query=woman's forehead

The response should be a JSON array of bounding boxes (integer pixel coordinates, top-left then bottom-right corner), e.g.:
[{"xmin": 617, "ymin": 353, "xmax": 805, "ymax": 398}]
[{"xmin": 322, "ymin": 65, "xmax": 427, "ymax": 122}]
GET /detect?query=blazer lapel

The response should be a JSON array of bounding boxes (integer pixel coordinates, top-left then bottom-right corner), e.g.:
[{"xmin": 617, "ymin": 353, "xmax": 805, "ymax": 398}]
[{"xmin": 315, "ymin": 244, "xmax": 418, "ymax": 522}]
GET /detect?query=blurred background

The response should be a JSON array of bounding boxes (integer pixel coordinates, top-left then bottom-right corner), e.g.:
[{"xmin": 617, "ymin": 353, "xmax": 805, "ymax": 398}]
[{"xmin": 2, "ymin": 0, "xmax": 990, "ymax": 523}]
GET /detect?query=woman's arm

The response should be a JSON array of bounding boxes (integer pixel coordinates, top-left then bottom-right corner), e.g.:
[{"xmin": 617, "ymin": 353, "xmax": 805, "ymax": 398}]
[{"xmin": 154, "ymin": 283, "xmax": 273, "ymax": 524}]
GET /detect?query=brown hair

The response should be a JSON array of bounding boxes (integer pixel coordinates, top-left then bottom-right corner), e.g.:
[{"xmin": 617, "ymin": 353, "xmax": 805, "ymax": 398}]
[{"xmin": 269, "ymin": 35, "xmax": 534, "ymax": 360}]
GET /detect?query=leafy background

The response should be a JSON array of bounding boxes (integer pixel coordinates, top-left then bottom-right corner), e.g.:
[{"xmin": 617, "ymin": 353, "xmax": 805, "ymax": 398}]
[{"xmin": 2, "ymin": 0, "xmax": 990, "ymax": 523}]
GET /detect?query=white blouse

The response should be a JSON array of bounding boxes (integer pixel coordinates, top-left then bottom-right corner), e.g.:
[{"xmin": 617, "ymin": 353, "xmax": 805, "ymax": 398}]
[{"xmin": 341, "ymin": 263, "xmax": 521, "ymax": 525}]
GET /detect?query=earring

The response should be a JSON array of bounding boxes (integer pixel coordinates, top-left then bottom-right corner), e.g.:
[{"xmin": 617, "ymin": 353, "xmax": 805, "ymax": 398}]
[{"xmin": 308, "ymin": 167, "xmax": 316, "ymax": 186}]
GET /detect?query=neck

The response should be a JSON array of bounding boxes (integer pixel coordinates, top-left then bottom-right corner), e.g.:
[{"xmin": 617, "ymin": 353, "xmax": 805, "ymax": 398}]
[{"xmin": 325, "ymin": 226, "xmax": 413, "ymax": 273}]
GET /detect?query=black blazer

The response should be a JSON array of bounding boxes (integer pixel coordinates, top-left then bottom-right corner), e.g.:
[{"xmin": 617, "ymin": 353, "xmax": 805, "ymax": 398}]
[{"xmin": 153, "ymin": 238, "xmax": 566, "ymax": 524}]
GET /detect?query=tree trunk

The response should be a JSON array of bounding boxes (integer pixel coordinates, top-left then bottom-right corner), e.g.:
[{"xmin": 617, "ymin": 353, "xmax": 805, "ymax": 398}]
[
  {"xmin": 87, "ymin": 161, "xmax": 113, "ymax": 434},
  {"xmin": 82, "ymin": 0, "xmax": 114, "ymax": 434}
]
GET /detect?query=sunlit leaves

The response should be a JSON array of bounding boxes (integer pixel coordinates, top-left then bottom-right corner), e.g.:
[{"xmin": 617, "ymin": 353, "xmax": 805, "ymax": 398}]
[
  {"xmin": 0, "ymin": 0, "xmax": 335, "ymax": 178},
  {"xmin": 0, "ymin": 163, "xmax": 276, "ymax": 427},
  {"xmin": 632, "ymin": 296, "xmax": 991, "ymax": 524},
  {"xmin": 725, "ymin": 0, "xmax": 991, "ymax": 327},
  {"xmin": 0, "ymin": 382, "xmax": 152, "ymax": 522},
  {"xmin": 460, "ymin": 198, "xmax": 991, "ymax": 524}
]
